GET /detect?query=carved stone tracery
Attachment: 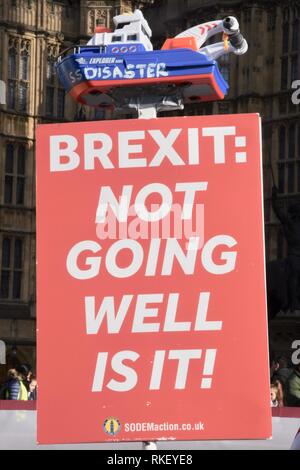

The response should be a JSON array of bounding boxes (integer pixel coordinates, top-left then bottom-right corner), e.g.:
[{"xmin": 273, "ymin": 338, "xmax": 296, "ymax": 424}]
[{"xmin": 88, "ymin": 8, "xmax": 108, "ymax": 33}]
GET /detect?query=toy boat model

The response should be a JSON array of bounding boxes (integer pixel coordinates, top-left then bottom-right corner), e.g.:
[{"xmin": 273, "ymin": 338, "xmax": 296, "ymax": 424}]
[{"xmin": 56, "ymin": 10, "xmax": 248, "ymax": 115}]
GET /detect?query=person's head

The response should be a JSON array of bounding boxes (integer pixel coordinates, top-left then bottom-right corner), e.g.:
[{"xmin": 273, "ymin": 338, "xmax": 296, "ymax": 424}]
[
  {"xmin": 7, "ymin": 369, "xmax": 17, "ymax": 379},
  {"xmin": 275, "ymin": 356, "xmax": 289, "ymax": 370},
  {"xmin": 270, "ymin": 358, "xmax": 278, "ymax": 375},
  {"xmin": 29, "ymin": 376, "xmax": 37, "ymax": 392},
  {"xmin": 271, "ymin": 356, "xmax": 289, "ymax": 375},
  {"xmin": 15, "ymin": 364, "xmax": 30, "ymax": 381},
  {"xmin": 270, "ymin": 384, "xmax": 278, "ymax": 403},
  {"xmin": 271, "ymin": 380, "xmax": 284, "ymax": 406}
]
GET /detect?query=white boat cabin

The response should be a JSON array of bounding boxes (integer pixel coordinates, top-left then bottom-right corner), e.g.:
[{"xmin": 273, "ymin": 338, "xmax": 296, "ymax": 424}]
[{"xmin": 87, "ymin": 9, "xmax": 153, "ymax": 51}]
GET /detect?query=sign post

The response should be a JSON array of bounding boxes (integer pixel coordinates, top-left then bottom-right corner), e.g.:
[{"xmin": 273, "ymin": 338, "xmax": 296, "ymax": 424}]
[{"xmin": 36, "ymin": 113, "xmax": 272, "ymax": 445}]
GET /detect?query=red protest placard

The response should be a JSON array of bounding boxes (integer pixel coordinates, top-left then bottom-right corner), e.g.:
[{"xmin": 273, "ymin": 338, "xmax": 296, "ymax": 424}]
[{"xmin": 36, "ymin": 114, "xmax": 272, "ymax": 445}]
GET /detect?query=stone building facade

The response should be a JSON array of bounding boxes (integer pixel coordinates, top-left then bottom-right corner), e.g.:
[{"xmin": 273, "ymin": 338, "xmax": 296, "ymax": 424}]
[
  {"xmin": 0, "ymin": 0, "xmax": 299, "ymax": 380},
  {"xmin": 0, "ymin": 0, "xmax": 154, "ymax": 381}
]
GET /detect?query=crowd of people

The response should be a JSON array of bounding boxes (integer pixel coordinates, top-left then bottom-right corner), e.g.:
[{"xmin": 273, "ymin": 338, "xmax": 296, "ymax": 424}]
[
  {"xmin": 270, "ymin": 355, "xmax": 300, "ymax": 407},
  {"xmin": 0, "ymin": 357, "xmax": 299, "ymax": 407},
  {"xmin": 0, "ymin": 364, "xmax": 37, "ymax": 401}
]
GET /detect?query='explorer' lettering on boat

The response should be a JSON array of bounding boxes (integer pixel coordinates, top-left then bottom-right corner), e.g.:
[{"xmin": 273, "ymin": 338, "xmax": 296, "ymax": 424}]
[{"xmin": 89, "ymin": 57, "xmax": 117, "ymax": 65}]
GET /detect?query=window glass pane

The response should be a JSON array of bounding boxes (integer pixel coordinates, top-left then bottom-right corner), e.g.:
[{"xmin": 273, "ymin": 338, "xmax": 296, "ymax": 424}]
[
  {"xmin": 96, "ymin": 18, "xmax": 105, "ymax": 26},
  {"xmin": 8, "ymin": 51, "xmax": 16, "ymax": 79},
  {"xmin": 14, "ymin": 239, "xmax": 23, "ymax": 269},
  {"xmin": 264, "ymin": 199, "xmax": 270, "ymax": 223},
  {"xmin": 94, "ymin": 108, "xmax": 105, "ymax": 120},
  {"xmin": 0, "ymin": 271, "xmax": 10, "ymax": 298},
  {"xmin": 4, "ymin": 176, "xmax": 13, "ymax": 204},
  {"xmin": 291, "ymin": 56, "xmax": 298, "ymax": 81},
  {"xmin": 220, "ymin": 64, "xmax": 230, "ymax": 82},
  {"xmin": 16, "ymin": 177, "xmax": 25, "ymax": 205},
  {"xmin": 204, "ymin": 103, "xmax": 213, "ymax": 115},
  {"xmin": 279, "ymin": 127, "xmax": 286, "ymax": 159},
  {"xmin": 57, "ymin": 89, "xmax": 65, "ymax": 118},
  {"xmin": 288, "ymin": 163, "xmax": 295, "ymax": 193},
  {"xmin": 297, "ymin": 162, "xmax": 300, "ymax": 192},
  {"xmin": 281, "ymin": 57, "xmax": 288, "ymax": 90},
  {"xmin": 2, "ymin": 239, "xmax": 11, "ymax": 268},
  {"xmin": 5, "ymin": 144, "xmax": 14, "ymax": 173},
  {"xmin": 46, "ymin": 87, "xmax": 54, "ymax": 114},
  {"xmin": 289, "ymin": 125, "xmax": 296, "ymax": 159},
  {"xmin": 282, "ymin": 23, "xmax": 290, "ymax": 53},
  {"xmin": 12, "ymin": 271, "xmax": 22, "ymax": 299},
  {"xmin": 19, "ymin": 83, "xmax": 27, "ymax": 112},
  {"xmin": 7, "ymin": 81, "xmax": 16, "ymax": 109},
  {"xmin": 279, "ymin": 97, "xmax": 287, "ymax": 115},
  {"xmin": 292, "ymin": 20, "xmax": 299, "ymax": 51},
  {"xmin": 20, "ymin": 53, "xmax": 28, "ymax": 80},
  {"xmin": 278, "ymin": 164, "xmax": 285, "ymax": 193},
  {"xmin": 17, "ymin": 145, "xmax": 26, "ymax": 175},
  {"xmin": 277, "ymin": 229, "xmax": 284, "ymax": 260},
  {"xmin": 47, "ymin": 60, "xmax": 55, "ymax": 84},
  {"xmin": 46, "ymin": 61, "xmax": 51, "ymax": 81}
]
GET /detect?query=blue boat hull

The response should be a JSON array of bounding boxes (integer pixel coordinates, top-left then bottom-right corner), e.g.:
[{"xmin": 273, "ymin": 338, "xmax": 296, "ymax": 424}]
[{"xmin": 56, "ymin": 46, "xmax": 229, "ymax": 107}]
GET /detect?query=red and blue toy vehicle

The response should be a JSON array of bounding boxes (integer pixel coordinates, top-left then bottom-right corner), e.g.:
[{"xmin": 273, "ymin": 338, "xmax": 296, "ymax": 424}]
[{"xmin": 56, "ymin": 10, "xmax": 248, "ymax": 114}]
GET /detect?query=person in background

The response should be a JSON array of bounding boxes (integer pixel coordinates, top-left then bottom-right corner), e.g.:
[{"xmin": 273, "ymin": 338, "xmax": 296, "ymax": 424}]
[
  {"xmin": 270, "ymin": 384, "xmax": 278, "ymax": 407},
  {"xmin": 7, "ymin": 369, "xmax": 18, "ymax": 380},
  {"xmin": 28, "ymin": 376, "xmax": 37, "ymax": 401},
  {"xmin": 271, "ymin": 356, "xmax": 293, "ymax": 386},
  {"xmin": 271, "ymin": 380, "xmax": 284, "ymax": 407},
  {"xmin": 0, "ymin": 369, "xmax": 17, "ymax": 399},
  {"xmin": 22, "ymin": 364, "xmax": 33, "ymax": 386},
  {"xmin": 285, "ymin": 363, "xmax": 300, "ymax": 407},
  {"xmin": 5, "ymin": 364, "xmax": 29, "ymax": 400}
]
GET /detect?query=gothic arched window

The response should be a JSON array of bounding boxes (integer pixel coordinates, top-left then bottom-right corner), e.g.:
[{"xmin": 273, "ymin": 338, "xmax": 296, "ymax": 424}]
[
  {"xmin": 4, "ymin": 143, "xmax": 26, "ymax": 205},
  {"xmin": 7, "ymin": 37, "xmax": 30, "ymax": 112},
  {"xmin": 8, "ymin": 48, "xmax": 16, "ymax": 79},
  {"xmin": 0, "ymin": 237, "xmax": 24, "ymax": 300},
  {"xmin": 46, "ymin": 44, "xmax": 65, "ymax": 119}
]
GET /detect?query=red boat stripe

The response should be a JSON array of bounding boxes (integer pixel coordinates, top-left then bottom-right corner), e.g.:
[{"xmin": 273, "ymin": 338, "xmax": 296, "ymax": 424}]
[{"xmin": 69, "ymin": 73, "xmax": 225, "ymax": 104}]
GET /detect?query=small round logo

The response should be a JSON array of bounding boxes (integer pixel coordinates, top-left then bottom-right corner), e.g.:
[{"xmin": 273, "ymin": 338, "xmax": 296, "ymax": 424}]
[{"xmin": 103, "ymin": 417, "xmax": 121, "ymax": 436}]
